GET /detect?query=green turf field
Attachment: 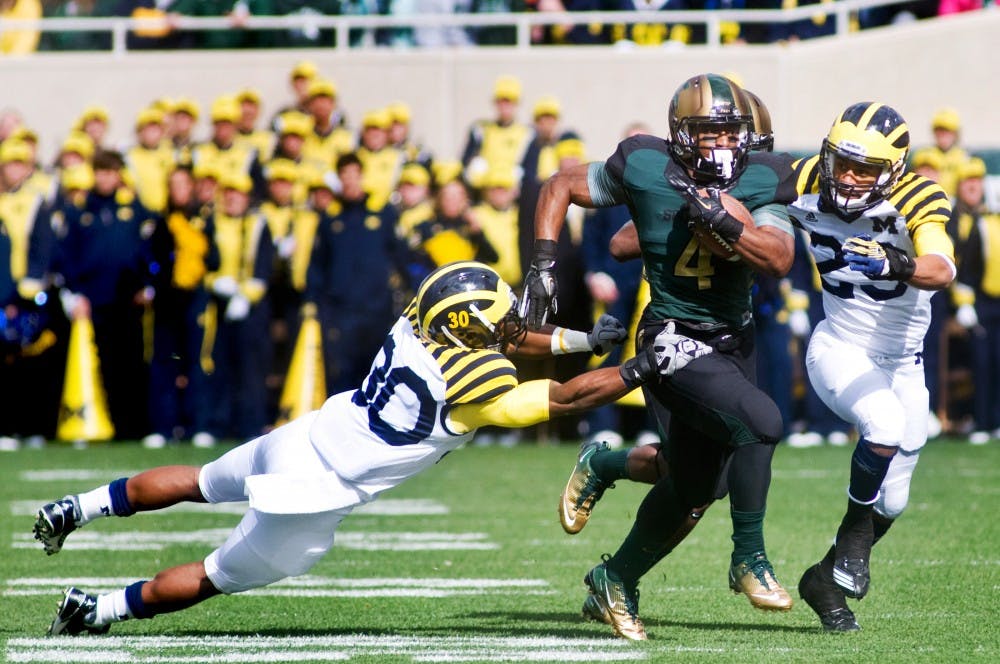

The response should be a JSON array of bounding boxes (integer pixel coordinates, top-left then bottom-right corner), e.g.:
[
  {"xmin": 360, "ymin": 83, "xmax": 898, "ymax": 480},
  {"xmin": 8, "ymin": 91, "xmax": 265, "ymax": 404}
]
[{"xmin": 1, "ymin": 439, "xmax": 997, "ymax": 662}]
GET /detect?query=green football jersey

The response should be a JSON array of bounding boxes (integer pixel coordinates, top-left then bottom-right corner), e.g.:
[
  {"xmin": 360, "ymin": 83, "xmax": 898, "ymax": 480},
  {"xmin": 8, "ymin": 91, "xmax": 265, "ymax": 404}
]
[{"xmin": 591, "ymin": 135, "xmax": 798, "ymax": 328}]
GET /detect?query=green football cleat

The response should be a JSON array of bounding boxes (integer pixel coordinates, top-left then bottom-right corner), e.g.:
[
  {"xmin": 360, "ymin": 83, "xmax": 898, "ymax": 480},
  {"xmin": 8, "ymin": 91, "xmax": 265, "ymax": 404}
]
[
  {"xmin": 583, "ymin": 559, "xmax": 646, "ymax": 641},
  {"xmin": 558, "ymin": 440, "xmax": 613, "ymax": 534},
  {"xmin": 581, "ymin": 593, "xmax": 611, "ymax": 625},
  {"xmin": 728, "ymin": 552, "xmax": 793, "ymax": 611}
]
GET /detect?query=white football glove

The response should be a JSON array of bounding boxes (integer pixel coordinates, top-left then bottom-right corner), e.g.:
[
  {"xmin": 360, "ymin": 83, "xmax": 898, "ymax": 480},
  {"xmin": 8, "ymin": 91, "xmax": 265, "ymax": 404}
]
[
  {"xmin": 955, "ymin": 304, "xmax": 978, "ymax": 330},
  {"xmin": 212, "ymin": 275, "xmax": 239, "ymax": 298},
  {"xmin": 224, "ymin": 293, "xmax": 250, "ymax": 321},
  {"xmin": 652, "ymin": 322, "xmax": 713, "ymax": 377}
]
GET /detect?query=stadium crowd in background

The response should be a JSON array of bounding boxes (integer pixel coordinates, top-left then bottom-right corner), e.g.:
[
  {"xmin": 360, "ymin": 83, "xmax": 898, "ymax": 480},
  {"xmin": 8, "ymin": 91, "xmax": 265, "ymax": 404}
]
[
  {"xmin": 0, "ymin": 61, "xmax": 998, "ymax": 452},
  {"xmin": 0, "ymin": 0, "xmax": 987, "ymax": 55}
]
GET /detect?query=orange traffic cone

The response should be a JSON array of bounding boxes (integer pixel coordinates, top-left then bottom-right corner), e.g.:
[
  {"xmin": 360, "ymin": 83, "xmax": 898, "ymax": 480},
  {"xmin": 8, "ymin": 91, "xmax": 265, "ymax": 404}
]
[
  {"xmin": 57, "ymin": 316, "xmax": 114, "ymax": 442},
  {"xmin": 275, "ymin": 311, "xmax": 326, "ymax": 426}
]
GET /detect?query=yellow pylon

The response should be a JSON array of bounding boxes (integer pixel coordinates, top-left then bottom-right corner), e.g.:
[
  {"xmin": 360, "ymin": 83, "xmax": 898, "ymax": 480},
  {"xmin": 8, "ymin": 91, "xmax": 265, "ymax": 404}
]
[
  {"xmin": 57, "ymin": 316, "xmax": 114, "ymax": 442},
  {"xmin": 275, "ymin": 311, "xmax": 327, "ymax": 426},
  {"xmin": 616, "ymin": 279, "xmax": 650, "ymax": 408},
  {"xmin": 586, "ymin": 279, "xmax": 650, "ymax": 408}
]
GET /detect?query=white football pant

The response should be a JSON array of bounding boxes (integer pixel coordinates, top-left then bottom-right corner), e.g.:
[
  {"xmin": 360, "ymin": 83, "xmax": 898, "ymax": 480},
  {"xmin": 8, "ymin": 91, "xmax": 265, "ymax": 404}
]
[
  {"xmin": 198, "ymin": 411, "xmax": 353, "ymax": 594},
  {"xmin": 806, "ymin": 320, "xmax": 927, "ymax": 520}
]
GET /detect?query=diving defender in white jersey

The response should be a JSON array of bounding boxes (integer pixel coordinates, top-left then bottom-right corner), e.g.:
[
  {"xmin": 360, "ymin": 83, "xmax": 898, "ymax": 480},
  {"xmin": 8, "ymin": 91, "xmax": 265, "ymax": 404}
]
[
  {"xmin": 33, "ymin": 260, "xmax": 712, "ymax": 636},
  {"xmin": 789, "ymin": 103, "xmax": 955, "ymax": 632}
]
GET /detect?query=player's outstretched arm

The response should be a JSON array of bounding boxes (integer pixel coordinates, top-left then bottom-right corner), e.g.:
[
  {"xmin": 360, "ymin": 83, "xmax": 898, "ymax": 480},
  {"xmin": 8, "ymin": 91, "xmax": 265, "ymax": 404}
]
[
  {"xmin": 547, "ymin": 367, "xmax": 634, "ymax": 417},
  {"xmin": 448, "ymin": 353, "xmax": 657, "ymax": 432},
  {"xmin": 508, "ymin": 315, "xmax": 627, "ymax": 359}
]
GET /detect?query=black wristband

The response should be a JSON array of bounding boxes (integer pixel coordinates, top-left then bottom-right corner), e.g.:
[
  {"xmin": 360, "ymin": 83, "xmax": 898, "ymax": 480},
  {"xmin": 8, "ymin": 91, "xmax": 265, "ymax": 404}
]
[
  {"xmin": 619, "ymin": 346, "xmax": 656, "ymax": 389},
  {"xmin": 712, "ymin": 213, "xmax": 745, "ymax": 244},
  {"xmin": 877, "ymin": 243, "xmax": 916, "ymax": 281},
  {"xmin": 532, "ymin": 238, "xmax": 558, "ymax": 267}
]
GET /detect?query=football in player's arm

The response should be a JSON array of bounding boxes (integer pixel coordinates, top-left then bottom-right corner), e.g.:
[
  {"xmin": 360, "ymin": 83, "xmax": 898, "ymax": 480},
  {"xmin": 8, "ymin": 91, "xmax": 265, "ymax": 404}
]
[
  {"xmin": 789, "ymin": 102, "xmax": 954, "ymax": 633},
  {"xmin": 30, "ymin": 260, "xmax": 709, "ymax": 637}
]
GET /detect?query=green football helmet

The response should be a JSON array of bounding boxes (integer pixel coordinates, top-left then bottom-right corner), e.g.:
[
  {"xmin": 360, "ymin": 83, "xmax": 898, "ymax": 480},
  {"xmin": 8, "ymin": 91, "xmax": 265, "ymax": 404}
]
[
  {"xmin": 667, "ymin": 73, "xmax": 754, "ymax": 186},
  {"xmin": 743, "ymin": 89, "xmax": 774, "ymax": 153}
]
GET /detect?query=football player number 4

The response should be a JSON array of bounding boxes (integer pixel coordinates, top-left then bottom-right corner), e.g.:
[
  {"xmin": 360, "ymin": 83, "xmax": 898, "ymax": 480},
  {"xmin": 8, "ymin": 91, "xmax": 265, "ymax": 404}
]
[{"xmin": 674, "ymin": 237, "xmax": 716, "ymax": 290}]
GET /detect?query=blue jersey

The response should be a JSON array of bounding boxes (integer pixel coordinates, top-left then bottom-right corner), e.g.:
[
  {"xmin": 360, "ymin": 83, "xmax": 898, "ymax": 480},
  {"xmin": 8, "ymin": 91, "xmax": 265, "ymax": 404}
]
[{"xmin": 56, "ymin": 190, "xmax": 157, "ymax": 307}]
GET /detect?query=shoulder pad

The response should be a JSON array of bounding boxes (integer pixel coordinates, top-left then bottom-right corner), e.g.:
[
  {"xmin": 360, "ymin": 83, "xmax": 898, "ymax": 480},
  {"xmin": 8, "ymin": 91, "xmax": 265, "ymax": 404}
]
[{"xmin": 621, "ymin": 133, "xmax": 669, "ymax": 155}]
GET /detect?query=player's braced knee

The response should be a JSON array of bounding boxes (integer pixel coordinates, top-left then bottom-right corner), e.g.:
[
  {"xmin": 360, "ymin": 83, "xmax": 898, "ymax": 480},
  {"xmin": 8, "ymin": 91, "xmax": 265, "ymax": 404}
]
[
  {"xmin": 875, "ymin": 485, "xmax": 910, "ymax": 520},
  {"xmin": 875, "ymin": 461, "xmax": 917, "ymax": 519}
]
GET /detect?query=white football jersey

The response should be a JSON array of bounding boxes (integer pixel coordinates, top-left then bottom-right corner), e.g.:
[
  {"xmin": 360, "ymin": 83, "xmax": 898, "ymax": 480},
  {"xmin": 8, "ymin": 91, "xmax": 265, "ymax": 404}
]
[
  {"xmin": 789, "ymin": 160, "xmax": 954, "ymax": 357},
  {"xmin": 790, "ymin": 195, "xmax": 931, "ymax": 355},
  {"xmin": 308, "ymin": 302, "xmax": 518, "ymax": 499}
]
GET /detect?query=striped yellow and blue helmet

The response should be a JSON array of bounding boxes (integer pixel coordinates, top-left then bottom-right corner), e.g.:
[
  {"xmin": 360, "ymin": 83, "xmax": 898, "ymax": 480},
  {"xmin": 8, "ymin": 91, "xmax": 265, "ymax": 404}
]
[
  {"xmin": 820, "ymin": 102, "xmax": 910, "ymax": 215},
  {"xmin": 416, "ymin": 261, "xmax": 525, "ymax": 352}
]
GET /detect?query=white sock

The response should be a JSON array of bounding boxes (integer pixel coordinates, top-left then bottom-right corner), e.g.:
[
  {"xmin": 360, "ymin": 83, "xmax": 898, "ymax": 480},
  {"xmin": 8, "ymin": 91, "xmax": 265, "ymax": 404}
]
[
  {"xmin": 76, "ymin": 485, "xmax": 114, "ymax": 525},
  {"xmin": 88, "ymin": 589, "xmax": 132, "ymax": 627}
]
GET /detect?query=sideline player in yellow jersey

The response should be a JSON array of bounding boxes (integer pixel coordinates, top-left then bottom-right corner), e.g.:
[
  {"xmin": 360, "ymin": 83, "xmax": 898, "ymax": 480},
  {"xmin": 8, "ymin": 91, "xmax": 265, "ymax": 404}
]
[
  {"xmin": 789, "ymin": 103, "xmax": 955, "ymax": 632},
  {"xmin": 33, "ymin": 261, "xmax": 712, "ymax": 636}
]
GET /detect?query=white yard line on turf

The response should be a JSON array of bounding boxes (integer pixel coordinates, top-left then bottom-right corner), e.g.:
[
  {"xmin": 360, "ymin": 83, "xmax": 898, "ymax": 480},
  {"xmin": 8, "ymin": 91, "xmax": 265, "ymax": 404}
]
[
  {"xmin": 11, "ymin": 498, "xmax": 449, "ymax": 517},
  {"xmin": 12, "ymin": 529, "xmax": 497, "ymax": 552},
  {"xmin": 19, "ymin": 470, "xmax": 142, "ymax": 482},
  {"xmin": 6, "ymin": 635, "xmax": 645, "ymax": 663},
  {"xmin": 6, "ymin": 576, "xmax": 552, "ymax": 598}
]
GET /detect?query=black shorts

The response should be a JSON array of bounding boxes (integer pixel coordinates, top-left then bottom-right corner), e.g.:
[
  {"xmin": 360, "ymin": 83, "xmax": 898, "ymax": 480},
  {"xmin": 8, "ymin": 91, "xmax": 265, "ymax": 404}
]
[{"xmin": 638, "ymin": 317, "xmax": 783, "ymax": 506}]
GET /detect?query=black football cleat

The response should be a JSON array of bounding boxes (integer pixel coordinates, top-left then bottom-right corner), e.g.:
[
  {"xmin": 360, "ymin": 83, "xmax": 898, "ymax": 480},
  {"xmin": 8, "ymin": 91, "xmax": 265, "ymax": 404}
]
[
  {"xmin": 798, "ymin": 564, "xmax": 861, "ymax": 633},
  {"xmin": 832, "ymin": 556, "xmax": 871, "ymax": 600},
  {"xmin": 33, "ymin": 496, "xmax": 80, "ymax": 555},
  {"xmin": 48, "ymin": 587, "xmax": 109, "ymax": 636},
  {"xmin": 833, "ymin": 510, "xmax": 873, "ymax": 599}
]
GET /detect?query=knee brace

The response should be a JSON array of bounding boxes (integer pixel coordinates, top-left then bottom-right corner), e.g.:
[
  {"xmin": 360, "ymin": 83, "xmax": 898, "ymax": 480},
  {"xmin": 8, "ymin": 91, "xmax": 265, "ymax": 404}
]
[{"xmin": 874, "ymin": 449, "xmax": 920, "ymax": 519}]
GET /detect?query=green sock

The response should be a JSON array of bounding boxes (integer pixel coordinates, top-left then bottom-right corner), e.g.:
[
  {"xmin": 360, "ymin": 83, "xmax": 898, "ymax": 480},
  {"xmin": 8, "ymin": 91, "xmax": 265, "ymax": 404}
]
[
  {"xmin": 590, "ymin": 448, "xmax": 631, "ymax": 484},
  {"xmin": 607, "ymin": 475, "xmax": 688, "ymax": 585},
  {"xmin": 730, "ymin": 508, "xmax": 766, "ymax": 565}
]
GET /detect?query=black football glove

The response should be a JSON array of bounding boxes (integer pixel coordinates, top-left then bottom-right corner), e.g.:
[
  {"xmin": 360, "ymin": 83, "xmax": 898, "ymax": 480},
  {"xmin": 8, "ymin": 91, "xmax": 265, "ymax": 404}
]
[
  {"xmin": 668, "ymin": 175, "xmax": 745, "ymax": 245},
  {"xmin": 842, "ymin": 234, "xmax": 916, "ymax": 281},
  {"xmin": 520, "ymin": 239, "xmax": 559, "ymax": 330},
  {"xmin": 587, "ymin": 314, "xmax": 627, "ymax": 356}
]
